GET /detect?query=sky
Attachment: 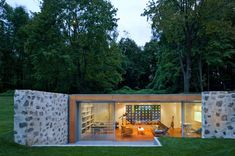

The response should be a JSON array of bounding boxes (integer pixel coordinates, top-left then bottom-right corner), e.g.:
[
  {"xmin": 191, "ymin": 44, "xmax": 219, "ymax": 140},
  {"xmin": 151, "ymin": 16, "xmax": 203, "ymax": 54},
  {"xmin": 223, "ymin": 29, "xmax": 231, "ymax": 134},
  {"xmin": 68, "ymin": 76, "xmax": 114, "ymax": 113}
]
[{"xmin": 6, "ymin": 0, "xmax": 152, "ymax": 46}]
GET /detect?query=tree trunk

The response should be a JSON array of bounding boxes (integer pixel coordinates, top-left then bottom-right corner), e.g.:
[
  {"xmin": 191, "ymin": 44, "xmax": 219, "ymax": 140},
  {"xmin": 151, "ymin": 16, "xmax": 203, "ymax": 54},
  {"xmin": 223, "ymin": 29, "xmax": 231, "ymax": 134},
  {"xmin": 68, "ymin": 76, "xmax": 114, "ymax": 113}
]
[
  {"xmin": 198, "ymin": 55, "xmax": 203, "ymax": 92},
  {"xmin": 183, "ymin": 74, "xmax": 190, "ymax": 93},
  {"xmin": 184, "ymin": 53, "xmax": 191, "ymax": 93}
]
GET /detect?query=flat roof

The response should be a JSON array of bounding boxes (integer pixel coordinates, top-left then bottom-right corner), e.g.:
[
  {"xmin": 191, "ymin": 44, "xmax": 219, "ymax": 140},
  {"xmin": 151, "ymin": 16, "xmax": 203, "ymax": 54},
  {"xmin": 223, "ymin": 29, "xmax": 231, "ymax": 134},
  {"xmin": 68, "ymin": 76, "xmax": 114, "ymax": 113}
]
[{"xmin": 69, "ymin": 94, "xmax": 201, "ymax": 102}]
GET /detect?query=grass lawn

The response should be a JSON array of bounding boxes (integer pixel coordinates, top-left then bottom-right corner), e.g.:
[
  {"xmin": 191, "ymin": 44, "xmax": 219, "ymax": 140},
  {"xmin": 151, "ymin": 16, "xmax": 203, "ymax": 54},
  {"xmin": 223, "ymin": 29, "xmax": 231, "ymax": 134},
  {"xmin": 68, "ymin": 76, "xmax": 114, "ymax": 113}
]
[{"xmin": 0, "ymin": 94, "xmax": 235, "ymax": 156}]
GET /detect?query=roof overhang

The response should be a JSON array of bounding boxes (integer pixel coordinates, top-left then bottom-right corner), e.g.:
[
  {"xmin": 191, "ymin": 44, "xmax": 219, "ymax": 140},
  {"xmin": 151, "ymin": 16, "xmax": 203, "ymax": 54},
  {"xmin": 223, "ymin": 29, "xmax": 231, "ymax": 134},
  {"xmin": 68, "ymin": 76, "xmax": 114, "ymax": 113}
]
[{"xmin": 69, "ymin": 94, "xmax": 201, "ymax": 103}]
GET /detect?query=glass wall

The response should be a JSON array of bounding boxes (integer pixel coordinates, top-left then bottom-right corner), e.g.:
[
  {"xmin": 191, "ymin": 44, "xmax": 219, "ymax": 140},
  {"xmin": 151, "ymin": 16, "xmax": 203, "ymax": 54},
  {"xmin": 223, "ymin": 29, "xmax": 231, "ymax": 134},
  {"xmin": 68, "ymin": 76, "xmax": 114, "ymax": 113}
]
[
  {"xmin": 78, "ymin": 102, "xmax": 115, "ymax": 141},
  {"xmin": 183, "ymin": 103, "xmax": 202, "ymax": 138}
]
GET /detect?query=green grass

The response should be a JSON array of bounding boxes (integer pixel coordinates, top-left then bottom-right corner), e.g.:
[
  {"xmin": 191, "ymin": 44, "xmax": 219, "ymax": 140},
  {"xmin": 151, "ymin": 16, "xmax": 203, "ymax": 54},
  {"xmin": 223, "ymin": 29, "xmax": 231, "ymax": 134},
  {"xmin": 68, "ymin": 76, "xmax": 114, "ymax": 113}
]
[{"xmin": 1, "ymin": 95, "xmax": 235, "ymax": 156}]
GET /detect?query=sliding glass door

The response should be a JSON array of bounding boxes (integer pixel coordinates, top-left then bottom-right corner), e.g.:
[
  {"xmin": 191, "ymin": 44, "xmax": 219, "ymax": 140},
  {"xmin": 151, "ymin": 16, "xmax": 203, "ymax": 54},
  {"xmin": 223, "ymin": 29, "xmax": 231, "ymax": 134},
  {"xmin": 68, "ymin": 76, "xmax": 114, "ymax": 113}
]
[
  {"xmin": 78, "ymin": 102, "xmax": 115, "ymax": 141},
  {"xmin": 182, "ymin": 102, "xmax": 202, "ymax": 138}
]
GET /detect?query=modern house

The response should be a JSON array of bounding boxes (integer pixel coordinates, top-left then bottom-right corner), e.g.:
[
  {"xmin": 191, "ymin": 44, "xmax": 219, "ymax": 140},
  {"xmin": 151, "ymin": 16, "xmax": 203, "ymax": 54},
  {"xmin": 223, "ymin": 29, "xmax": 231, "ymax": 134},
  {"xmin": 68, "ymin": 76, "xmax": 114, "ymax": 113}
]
[{"xmin": 14, "ymin": 90, "xmax": 235, "ymax": 146}]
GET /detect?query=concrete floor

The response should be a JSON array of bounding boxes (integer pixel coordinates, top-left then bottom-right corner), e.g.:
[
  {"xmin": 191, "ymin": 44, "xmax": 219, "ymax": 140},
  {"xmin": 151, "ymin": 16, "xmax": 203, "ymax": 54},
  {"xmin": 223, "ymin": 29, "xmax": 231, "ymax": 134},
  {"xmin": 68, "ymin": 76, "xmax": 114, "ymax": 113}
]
[{"xmin": 33, "ymin": 138, "xmax": 161, "ymax": 147}]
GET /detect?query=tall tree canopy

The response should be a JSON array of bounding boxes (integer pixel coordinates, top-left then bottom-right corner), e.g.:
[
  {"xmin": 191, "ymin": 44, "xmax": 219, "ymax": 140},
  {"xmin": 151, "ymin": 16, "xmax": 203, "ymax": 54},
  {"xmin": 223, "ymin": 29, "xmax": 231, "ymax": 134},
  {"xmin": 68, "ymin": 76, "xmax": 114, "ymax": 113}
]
[
  {"xmin": 0, "ymin": 0, "xmax": 234, "ymax": 94},
  {"xmin": 0, "ymin": 0, "xmax": 123, "ymax": 93},
  {"xmin": 143, "ymin": 0, "xmax": 235, "ymax": 93},
  {"xmin": 0, "ymin": 0, "xmax": 29, "ymax": 91}
]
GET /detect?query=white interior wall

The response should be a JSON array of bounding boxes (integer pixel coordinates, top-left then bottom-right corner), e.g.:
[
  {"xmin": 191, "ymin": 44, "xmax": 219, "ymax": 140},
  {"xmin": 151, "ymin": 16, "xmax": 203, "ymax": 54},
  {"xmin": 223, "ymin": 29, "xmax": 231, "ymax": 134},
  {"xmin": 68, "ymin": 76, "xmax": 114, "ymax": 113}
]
[
  {"xmin": 184, "ymin": 103, "xmax": 202, "ymax": 130},
  {"xmin": 93, "ymin": 103, "xmax": 113, "ymax": 122},
  {"xmin": 161, "ymin": 103, "xmax": 181, "ymax": 128}
]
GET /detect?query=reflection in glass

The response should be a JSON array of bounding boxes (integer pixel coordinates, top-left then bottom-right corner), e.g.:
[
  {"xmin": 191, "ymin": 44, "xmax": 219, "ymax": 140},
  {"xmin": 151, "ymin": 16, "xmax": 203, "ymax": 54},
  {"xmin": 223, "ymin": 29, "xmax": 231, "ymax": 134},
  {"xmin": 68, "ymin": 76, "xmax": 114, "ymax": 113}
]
[
  {"xmin": 183, "ymin": 103, "xmax": 202, "ymax": 138},
  {"xmin": 79, "ymin": 102, "xmax": 114, "ymax": 140}
]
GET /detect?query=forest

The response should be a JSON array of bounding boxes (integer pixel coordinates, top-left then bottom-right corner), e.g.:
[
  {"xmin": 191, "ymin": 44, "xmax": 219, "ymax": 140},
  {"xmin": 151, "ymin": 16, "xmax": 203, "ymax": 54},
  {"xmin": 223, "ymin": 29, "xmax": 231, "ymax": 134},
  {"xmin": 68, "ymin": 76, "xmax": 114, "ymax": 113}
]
[{"xmin": 0, "ymin": 0, "xmax": 234, "ymax": 94}]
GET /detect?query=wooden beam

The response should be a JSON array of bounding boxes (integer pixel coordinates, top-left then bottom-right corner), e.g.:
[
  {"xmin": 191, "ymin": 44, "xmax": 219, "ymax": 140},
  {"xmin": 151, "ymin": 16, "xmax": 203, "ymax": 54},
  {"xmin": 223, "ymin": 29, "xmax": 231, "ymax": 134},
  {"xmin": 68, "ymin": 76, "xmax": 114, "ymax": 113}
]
[
  {"xmin": 70, "ymin": 94, "xmax": 201, "ymax": 102},
  {"xmin": 69, "ymin": 98, "xmax": 76, "ymax": 143}
]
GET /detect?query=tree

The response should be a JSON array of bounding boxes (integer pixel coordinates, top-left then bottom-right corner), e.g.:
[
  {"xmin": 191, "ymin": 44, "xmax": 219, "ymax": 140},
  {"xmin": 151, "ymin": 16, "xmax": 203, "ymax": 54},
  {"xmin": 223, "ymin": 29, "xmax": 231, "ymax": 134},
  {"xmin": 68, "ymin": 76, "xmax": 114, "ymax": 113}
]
[
  {"xmin": 118, "ymin": 38, "xmax": 147, "ymax": 89},
  {"xmin": 144, "ymin": 0, "xmax": 235, "ymax": 92},
  {"xmin": 25, "ymin": 0, "xmax": 123, "ymax": 93},
  {"xmin": 25, "ymin": 0, "xmax": 75, "ymax": 92},
  {"xmin": 0, "ymin": 1, "xmax": 29, "ymax": 91},
  {"xmin": 147, "ymin": 37, "xmax": 182, "ymax": 93},
  {"xmin": 10, "ymin": 6, "xmax": 29, "ymax": 88}
]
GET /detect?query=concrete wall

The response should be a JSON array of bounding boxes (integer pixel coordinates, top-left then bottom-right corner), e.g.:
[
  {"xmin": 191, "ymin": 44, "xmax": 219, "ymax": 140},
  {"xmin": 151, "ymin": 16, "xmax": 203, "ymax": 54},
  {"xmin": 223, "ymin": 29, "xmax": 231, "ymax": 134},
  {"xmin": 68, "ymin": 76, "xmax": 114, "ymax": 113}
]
[
  {"xmin": 202, "ymin": 91, "xmax": 235, "ymax": 138},
  {"xmin": 14, "ymin": 90, "xmax": 68, "ymax": 146}
]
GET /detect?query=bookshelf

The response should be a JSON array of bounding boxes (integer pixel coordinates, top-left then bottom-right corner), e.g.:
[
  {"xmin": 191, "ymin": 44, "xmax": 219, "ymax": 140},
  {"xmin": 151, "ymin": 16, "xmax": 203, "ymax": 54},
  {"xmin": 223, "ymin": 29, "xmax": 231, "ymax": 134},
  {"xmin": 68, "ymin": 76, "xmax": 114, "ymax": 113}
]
[{"xmin": 81, "ymin": 104, "xmax": 94, "ymax": 134}]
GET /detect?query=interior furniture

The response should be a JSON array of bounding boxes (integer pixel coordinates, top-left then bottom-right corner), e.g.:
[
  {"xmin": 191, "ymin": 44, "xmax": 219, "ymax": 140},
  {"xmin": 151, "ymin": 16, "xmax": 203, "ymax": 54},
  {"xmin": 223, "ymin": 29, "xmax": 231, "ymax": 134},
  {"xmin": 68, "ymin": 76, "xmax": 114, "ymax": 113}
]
[
  {"xmin": 81, "ymin": 104, "xmax": 94, "ymax": 134},
  {"xmin": 183, "ymin": 123, "xmax": 192, "ymax": 135},
  {"xmin": 121, "ymin": 126, "xmax": 133, "ymax": 136},
  {"xmin": 137, "ymin": 127, "xmax": 145, "ymax": 135},
  {"xmin": 152, "ymin": 121, "xmax": 169, "ymax": 137}
]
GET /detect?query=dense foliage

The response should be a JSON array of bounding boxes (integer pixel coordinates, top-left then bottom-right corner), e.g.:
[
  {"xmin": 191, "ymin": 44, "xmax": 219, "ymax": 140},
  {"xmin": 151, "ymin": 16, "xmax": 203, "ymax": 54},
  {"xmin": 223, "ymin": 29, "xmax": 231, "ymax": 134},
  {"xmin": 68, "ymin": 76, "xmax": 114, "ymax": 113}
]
[
  {"xmin": 0, "ymin": 0, "xmax": 234, "ymax": 93},
  {"xmin": 143, "ymin": 0, "xmax": 235, "ymax": 93}
]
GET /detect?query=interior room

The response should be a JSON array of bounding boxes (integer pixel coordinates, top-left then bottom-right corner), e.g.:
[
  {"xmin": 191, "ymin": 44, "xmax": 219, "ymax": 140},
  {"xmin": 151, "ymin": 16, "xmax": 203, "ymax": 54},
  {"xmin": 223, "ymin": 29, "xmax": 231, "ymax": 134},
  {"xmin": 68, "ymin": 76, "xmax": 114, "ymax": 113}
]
[
  {"xmin": 115, "ymin": 102, "xmax": 202, "ymax": 141},
  {"xmin": 79, "ymin": 102, "xmax": 115, "ymax": 141},
  {"xmin": 77, "ymin": 101, "xmax": 202, "ymax": 142}
]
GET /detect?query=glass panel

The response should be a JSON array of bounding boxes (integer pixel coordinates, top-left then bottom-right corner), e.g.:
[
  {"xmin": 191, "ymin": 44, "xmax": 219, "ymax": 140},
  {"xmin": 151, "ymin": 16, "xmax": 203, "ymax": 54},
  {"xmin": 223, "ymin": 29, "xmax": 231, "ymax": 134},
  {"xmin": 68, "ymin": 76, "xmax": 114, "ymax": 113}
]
[
  {"xmin": 183, "ymin": 103, "xmax": 202, "ymax": 138},
  {"xmin": 79, "ymin": 102, "xmax": 115, "ymax": 140}
]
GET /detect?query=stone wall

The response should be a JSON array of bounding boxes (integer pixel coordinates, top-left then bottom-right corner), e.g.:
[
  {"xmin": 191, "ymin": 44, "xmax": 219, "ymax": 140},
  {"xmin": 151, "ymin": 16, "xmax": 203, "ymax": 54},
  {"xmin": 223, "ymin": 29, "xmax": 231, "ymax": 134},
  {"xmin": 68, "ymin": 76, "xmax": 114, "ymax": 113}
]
[
  {"xmin": 14, "ymin": 90, "xmax": 68, "ymax": 146},
  {"xmin": 202, "ymin": 91, "xmax": 235, "ymax": 138}
]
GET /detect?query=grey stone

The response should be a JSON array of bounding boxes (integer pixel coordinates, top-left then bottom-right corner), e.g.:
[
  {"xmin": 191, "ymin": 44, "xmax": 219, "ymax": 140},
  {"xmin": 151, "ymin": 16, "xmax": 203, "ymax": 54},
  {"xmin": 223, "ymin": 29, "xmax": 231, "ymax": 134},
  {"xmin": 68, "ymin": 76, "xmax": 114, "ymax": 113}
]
[
  {"xmin": 218, "ymin": 95, "xmax": 225, "ymax": 98},
  {"xmin": 216, "ymin": 101, "xmax": 223, "ymax": 107},
  {"xmin": 231, "ymin": 117, "xmax": 235, "ymax": 122},
  {"xmin": 205, "ymin": 130, "xmax": 210, "ymax": 134},
  {"xmin": 14, "ymin": 90, "xmax": 68, "ymax": 146},
  {"xmin": 33, "ymin": 131, "xmax": 39, "ymax": 136},
  {"xmin": 204, "ymin": 108, "xmax": 208, "ymax": 113},
  {"xmin": 25, "ymin": 117, "xmax": 33, "ymax": 121},
  {"xmin": 227, "ymin": 126, "xmax": 233, "ymax": 130},
  {"xmin": 27, "ymin": 128, "xmax": 33, "ymax": 133},
  {"xmin": 221, "ymin": 115, "xmax": 227, "ymax": 121},
  {"xmin": 202, "ymin": 91, "xmax": 235, "ymax": 139},
  {"xmin": 23, "ymin": 100, "xmax": 29, "ymax": 107},
  {"xmin": 22, "ymin": 111, "xmax": 27, "ymax": 115},
  {"xmin": 14, "ymin": 104, "xmax": 18, "ymax": 109},
  {"xmin": 228, "ymin": 103, "xmax": 234, "ymax": 107},
  {"xmin": 19, "ymin": 122, "xmax": 27, "ymax": 128}
]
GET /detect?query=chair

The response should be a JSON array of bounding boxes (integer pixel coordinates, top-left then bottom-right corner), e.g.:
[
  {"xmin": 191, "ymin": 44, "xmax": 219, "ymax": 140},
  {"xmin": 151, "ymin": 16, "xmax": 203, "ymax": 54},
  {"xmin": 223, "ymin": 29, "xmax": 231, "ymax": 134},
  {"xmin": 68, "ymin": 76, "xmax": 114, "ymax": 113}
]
[
  {"xmin": 121, "ymin": 126, "xmax": 133, "ymax": 136},
  {"xmin": 152, "ymin": 121, "xmax": 169, "ymax": 137}
]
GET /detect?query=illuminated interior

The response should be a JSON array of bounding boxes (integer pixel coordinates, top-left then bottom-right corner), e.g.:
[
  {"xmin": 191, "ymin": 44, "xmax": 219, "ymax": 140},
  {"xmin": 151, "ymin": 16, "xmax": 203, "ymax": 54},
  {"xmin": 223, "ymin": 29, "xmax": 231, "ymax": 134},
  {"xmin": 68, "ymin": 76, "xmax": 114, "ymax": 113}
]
[{"xmin": 78, "ymin": 102, "xmax": 202, "ymax": 141}]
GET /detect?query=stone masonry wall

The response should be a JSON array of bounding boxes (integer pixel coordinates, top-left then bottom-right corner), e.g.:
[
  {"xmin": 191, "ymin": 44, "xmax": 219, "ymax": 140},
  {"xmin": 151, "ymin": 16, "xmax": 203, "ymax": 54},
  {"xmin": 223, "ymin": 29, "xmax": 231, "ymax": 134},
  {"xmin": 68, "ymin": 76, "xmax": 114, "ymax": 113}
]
[
  {"xmin": 14, "ymin": 90, "xmax": 68, "ymax": 146},
  {"xmin": 202, "ymin": 91, "xmax": 235, "ymax": 138}
]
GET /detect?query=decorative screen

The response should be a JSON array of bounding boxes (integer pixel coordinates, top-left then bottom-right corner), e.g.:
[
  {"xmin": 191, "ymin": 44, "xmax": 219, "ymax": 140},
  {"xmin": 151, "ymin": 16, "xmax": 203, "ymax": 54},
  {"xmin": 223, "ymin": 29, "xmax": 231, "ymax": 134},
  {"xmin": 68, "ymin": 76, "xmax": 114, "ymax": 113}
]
[{"xmin": 126, "ymin": 105, "xmax": 161, "ymax": 123}]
